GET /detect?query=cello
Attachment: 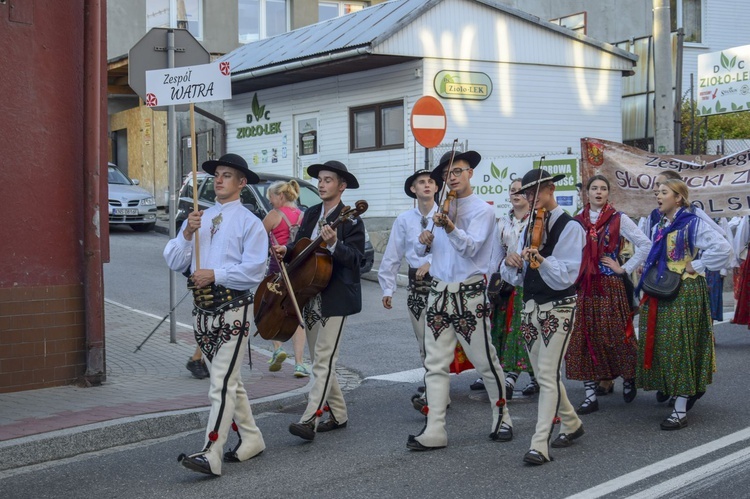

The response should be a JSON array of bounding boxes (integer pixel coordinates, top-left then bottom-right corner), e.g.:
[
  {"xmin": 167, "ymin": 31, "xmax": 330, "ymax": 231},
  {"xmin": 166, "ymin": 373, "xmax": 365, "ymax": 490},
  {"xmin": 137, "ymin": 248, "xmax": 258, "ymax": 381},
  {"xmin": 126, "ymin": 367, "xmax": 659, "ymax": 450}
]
[{"xmin": 253, "ymin": 200, "xmax": 368, "ymax": 342}]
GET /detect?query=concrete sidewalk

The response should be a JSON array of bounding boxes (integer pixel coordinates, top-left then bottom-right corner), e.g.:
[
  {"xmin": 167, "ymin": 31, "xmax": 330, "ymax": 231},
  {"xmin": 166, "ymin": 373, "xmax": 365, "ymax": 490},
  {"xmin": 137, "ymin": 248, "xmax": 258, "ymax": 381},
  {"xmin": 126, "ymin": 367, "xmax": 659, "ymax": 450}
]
[{"xmin": 0, "ymin": 300, "xmax": 313, "ymax": 471}]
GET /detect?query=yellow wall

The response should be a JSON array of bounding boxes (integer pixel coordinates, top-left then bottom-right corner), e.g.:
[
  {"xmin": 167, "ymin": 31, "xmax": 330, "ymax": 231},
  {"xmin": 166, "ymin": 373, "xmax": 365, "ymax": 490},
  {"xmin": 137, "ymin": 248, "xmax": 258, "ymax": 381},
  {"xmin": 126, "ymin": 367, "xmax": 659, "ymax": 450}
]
[{"xmin": 109, "ymin": 103, "xmax": 168, "ymax": 204}]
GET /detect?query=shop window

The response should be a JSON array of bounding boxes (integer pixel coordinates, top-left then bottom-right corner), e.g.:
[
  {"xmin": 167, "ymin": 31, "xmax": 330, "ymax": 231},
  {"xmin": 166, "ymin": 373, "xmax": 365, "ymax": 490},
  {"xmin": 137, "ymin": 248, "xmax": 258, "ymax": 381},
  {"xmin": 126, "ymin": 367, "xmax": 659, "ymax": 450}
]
[
  {"xmin": 549, "ymin": 11, "xmax": 586, "ymax": 35},
  {"xmin": 671, "ymin": 0, "xmax": 702, "ymax": 43},
  {"xmin": 349, "ymin": 100, "xmax": 404, "ymax": 153},
  {"xmin": 147, "ymin": 0, "xmax": 203, "ymax": 40},
  {"xmin": 319, "ymin": 1, "xmax": 368, "ymax": 22},
  {"xmin": 239, "ymin": 0, "xmax": 289, "ymax": 43}
]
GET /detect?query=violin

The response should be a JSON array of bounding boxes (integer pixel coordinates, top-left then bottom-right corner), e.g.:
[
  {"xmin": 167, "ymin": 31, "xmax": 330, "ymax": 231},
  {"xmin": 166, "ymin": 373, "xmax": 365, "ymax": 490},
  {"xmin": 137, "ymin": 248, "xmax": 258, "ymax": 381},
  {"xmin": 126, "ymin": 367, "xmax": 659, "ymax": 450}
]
[
  {"xmin": 523, "ymin": 156, "xmax": 547, "ymax": 270},
  {"xmin": 426, "ymin": 139, "xmax": 459, "ymax": 254},
  {"xmin": 527, "ymin": 207, "xmax": 546, "ymax": 269},
  {"xmin": 253, "ymin": 201, "xmax": 368, "ymax": 342}
]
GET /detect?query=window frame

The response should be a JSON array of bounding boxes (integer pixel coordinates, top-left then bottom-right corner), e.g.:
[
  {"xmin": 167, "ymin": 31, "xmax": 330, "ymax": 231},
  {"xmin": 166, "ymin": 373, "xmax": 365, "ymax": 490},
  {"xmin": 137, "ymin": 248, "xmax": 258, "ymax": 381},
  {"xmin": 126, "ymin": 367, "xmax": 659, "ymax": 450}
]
[
  {"xmin": 238, "ymin": 0, "xmax": 290, "ymax": 44},
  {"xmin": 671, "ymin": 0, "xmax": 703, "ymax": 45},
  {"xmin": 318, "ymin": 1, "xmax": 369, "ymax": 22},
  {"xmin": 146, "ymin": 0, "xmax": 204, "ymax": 40},
  {"xmin": 348, "ymin": 100, "xmax": 405, "ymax": 153}
]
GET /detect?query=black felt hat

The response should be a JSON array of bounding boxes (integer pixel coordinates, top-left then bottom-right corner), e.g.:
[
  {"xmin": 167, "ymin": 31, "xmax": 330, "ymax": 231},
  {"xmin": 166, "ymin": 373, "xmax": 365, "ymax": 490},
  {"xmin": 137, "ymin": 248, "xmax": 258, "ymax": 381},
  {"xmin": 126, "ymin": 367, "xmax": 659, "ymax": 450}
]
[
  {"xmin": 516, "ymin": 169, "xmax": 566, "ymax": 194},
  {"xmin": 404, "ymin": 168, "xmax": 442, "ymax": 198},
  {"xmin": 430, "ymin": 150, "xmax": 482, "ymax": 182},
  {"xmin": 307, "ymin": 160, "xmax": 359, "ymax": 189},
  {"xmin": 202, "ymin": 153, "xmax": 260, "ymax": 184}
]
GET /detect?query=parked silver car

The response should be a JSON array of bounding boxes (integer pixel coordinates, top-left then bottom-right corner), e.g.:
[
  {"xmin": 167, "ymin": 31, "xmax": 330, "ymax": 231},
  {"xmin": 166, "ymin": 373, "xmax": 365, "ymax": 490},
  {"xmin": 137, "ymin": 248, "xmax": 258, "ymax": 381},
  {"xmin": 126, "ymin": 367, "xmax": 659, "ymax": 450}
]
[{"xmin": 107, "ymin": 164, "xmax": 157, "ymax": 232}]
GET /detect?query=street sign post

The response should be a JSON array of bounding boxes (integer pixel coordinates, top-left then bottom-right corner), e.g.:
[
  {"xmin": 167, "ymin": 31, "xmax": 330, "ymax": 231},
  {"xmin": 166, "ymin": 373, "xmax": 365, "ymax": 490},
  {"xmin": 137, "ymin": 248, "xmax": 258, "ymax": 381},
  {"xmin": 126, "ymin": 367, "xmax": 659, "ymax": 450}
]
[
  {"xmin": 129, "ymin": 27, "xmax": 210, "ymax": 344},
  {"xmin": 128, "ymin": 27, "xmax": 210, "ymax": 105},
  {"xmin": 410, "ymin": 96, "xmax": 447, "ymax": 148}
]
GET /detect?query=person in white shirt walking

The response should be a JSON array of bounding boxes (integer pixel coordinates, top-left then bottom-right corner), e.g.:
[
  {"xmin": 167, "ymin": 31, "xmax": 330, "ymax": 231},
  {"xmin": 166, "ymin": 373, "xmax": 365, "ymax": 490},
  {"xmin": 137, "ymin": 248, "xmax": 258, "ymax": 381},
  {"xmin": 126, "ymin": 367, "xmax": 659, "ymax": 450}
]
[
  {"xmin": 164, "ymin": 153, "xmax": 268, "ymax": 476},
  {"xmin": 378, "ymin": 169, "xmax": 440, "ymax": 409},
  {"xmin": 407, "ymin": 151, "xmax": 512, "ymax": 451}
]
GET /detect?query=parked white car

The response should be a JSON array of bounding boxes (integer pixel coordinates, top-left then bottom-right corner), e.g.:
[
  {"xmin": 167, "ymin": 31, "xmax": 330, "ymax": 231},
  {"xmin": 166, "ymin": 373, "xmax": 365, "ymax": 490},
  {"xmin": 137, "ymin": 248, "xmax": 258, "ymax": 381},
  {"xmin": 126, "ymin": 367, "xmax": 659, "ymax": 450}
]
[{"xmin": 107, "ymin": 163, "xmax": 157, "ymax": 232}]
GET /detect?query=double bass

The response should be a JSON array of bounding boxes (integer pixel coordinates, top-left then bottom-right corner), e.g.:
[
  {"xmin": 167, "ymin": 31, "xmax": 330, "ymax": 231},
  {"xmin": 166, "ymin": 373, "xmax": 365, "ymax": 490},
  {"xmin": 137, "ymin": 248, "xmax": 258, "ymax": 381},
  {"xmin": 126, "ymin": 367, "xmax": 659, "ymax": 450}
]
[{"xmin": 253, "ymin": 200, "xmax": 368, "ymax": 342}]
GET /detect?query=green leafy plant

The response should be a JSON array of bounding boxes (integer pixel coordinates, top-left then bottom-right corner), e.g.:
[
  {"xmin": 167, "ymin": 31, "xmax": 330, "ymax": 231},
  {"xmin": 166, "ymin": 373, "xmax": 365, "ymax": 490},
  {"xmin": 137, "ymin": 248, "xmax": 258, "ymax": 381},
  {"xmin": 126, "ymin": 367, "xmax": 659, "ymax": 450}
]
[{"xmin": 252, "ymin": 93, "xmax": 266, "ymax": 122}]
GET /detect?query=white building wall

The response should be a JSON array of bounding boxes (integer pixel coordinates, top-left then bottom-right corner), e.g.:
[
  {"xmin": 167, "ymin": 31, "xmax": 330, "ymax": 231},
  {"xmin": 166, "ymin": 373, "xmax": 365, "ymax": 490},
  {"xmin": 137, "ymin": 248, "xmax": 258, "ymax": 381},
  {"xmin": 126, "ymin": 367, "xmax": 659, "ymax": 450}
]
[
  {"xmin": 420, "ymin": 58, "xmax": 624, "ymax": 159},
  {"xmin": 225, "ymin": 60, "xmax": 424, "ymax": 219},
  {"xmin": 225, "ymin": 57, "xmax": 625, "ymax": 220}
]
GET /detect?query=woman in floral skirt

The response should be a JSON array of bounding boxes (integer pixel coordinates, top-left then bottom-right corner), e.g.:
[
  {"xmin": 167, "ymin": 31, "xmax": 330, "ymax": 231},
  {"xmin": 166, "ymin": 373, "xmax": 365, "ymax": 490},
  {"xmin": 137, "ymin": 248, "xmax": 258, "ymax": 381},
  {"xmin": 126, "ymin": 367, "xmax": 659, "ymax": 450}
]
[
  {"xmin": 565, "ymin": 175, "xmax": 651, "ymax": 414},
  {"xmin": 637, "ymin": 179, "xmax": 731, "ymax": 430}
]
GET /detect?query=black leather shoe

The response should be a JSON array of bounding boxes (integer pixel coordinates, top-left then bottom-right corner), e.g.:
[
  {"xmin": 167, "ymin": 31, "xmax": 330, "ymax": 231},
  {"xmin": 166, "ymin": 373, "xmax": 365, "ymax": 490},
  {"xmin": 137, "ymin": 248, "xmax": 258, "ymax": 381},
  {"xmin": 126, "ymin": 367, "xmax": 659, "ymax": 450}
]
[
  {"xmin": 412, "ymin": 394, "xmax": 426, "ymax": 412},
  {"xmin": 406, "ymin": 434, "xmax": 445, "ymax": 451},
  {"xmin": 289, "ymin": 422, "xmax": 316, "ymax": 441},
  {"xmin": 470, "ymin": 378, "xmax": 485, "ymax": 391},
  {"xmin": 660, "ymin": 413, "xmax": 688, "ymax": 431},
  {"xmin": 622, "ymin": 379, "xmax": 637, "ymax": 404},
  {"xmin": 523, "ymin": 449, "xmax": 550, "ymax": 465},
  {"xmin": 223, "ymin": 449, "xmax": 263, "ymax": 463},
  {"xmin": 505, "ymin": 383, "xmax": 514, "ymax": 400},
  {"xmin": 490, "ymin": 422, "xmax": 513, "ymax": 442},
  {"xmin": 656, "ymin": 391, "xmax": 670, "ymax": 403},
  {"xmin": 178, "ymin": 453, "xmax": 219, "ymax": 476},
  {"xmin": 521, "ymin": 381, "xmax": 540, "ymax": 396},
  {"xmin": 551, "ymin": 424, "xmax": 585, "ymax": 448},
  {"xmin": 317, "ymin": 419, "xmax": 347, "ymax": 433},
  {"xmin": 417, "ymin": 385, "xmax": 425, "ymax": 393},
  {"xmin": 576, "ymin": 398, "xmax": 599, "ymax": 415}
]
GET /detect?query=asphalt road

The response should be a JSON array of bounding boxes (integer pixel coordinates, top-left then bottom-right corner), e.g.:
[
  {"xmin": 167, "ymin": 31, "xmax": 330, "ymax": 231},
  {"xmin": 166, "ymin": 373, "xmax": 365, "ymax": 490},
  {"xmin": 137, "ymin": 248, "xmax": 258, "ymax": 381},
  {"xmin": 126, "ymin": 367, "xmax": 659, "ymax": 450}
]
[{"xmin": 4, "ymin": 226, "xmax": 749, "ymax": 498}]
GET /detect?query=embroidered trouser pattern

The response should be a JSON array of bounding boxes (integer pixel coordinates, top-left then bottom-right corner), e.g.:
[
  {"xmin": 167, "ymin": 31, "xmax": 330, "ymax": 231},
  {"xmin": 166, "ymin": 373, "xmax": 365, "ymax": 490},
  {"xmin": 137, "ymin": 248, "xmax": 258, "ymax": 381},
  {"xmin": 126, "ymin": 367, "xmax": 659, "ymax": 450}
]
[
  {"xmin": 300, "ymin": 294, "xmax": 348, "ymax": 426},
  {"xmin": 415, "ymin": 276, "xmax": 510, "ymax": 448},
  {"xmin": 406, "ymin": 287, "xmax": 428, "ymax": 363},
  {"xmin": 194, "ymin": 305, "xmax": 265, "ymax": 475},
  {"xmin": 521, "ymin": 297, "xmax": 580, "ymax": 460}
]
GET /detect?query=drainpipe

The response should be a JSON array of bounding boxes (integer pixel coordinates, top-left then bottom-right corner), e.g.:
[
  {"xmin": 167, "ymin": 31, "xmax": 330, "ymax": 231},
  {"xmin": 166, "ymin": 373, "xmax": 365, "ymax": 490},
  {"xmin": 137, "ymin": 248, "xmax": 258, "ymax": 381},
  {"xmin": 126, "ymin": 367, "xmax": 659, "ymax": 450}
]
[{"xmin": 83, "ymin": 0, "xmax": 106, "ymax": 385}]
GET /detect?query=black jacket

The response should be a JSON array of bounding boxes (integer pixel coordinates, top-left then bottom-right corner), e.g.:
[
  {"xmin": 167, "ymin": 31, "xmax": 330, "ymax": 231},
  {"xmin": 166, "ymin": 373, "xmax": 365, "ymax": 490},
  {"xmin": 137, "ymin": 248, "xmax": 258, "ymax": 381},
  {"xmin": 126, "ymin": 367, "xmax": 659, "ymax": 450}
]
[{"xmin": 285, "ymin": 201, "xmax": 364, "ymax": 317}]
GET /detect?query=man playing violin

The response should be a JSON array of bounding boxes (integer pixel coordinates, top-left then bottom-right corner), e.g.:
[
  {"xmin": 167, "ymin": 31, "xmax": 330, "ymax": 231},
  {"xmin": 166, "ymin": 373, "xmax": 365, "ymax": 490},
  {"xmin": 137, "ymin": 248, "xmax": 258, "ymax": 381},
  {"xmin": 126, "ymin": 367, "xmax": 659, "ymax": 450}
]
[
  {"xmin": 378, "ymin": 169, "xmax": 440, "ymax": 410},
  {"xmin": 408, "ymin": 150, "xmax": 513, "ymax": 451},
  {"xmin": 272, "ymin": 160, "xmax": 365, "ymax": 442},
  {"xmin": 500, "ymin": 169, "xmax": 586, "ymax": 466},
  {"xmin": 164, "ymin": 153, "xmax": 268, "ymax": 476}
]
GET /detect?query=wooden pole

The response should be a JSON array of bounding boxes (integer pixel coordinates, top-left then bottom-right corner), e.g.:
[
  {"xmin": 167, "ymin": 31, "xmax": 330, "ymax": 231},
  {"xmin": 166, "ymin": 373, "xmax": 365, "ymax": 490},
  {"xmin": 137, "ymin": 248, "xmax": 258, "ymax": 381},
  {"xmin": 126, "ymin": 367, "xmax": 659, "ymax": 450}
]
[{"xmin": 190, "ymin": 102, "xmax": 201, "ymax": 269}]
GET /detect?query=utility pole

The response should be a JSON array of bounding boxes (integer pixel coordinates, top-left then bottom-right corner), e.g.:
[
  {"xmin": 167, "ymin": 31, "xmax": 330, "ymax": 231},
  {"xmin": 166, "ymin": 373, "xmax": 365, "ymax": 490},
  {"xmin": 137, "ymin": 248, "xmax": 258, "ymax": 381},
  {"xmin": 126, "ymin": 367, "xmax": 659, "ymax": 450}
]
[{"xmin": 653, "ymin": 0, "xmax": 674, "ymax": 154}]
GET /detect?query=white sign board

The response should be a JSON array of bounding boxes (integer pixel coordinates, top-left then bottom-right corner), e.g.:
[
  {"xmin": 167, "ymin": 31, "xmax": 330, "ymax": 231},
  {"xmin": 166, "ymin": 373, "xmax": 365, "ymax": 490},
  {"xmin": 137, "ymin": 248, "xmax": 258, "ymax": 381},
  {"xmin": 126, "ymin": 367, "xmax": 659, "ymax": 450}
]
[
  {"xmin": 697, "ymin": 44, "xmax": 750, "ymax": 116},
  {"xmin": 145, "ymin": 61, "xmax": 232, "ymax": 107},
  {"xmin": 473, "ymin": 155, "xmax": 579, "ymax": 218}
]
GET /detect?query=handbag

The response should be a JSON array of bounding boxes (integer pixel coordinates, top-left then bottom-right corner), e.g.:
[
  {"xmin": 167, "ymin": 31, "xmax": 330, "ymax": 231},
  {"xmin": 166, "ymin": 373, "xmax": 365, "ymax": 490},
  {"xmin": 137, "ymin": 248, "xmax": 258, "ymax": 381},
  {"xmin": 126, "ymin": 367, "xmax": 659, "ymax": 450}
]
[
  {"xmin": 641, "ymin": 266, "xmax": 682, "ymax": 301},
  {"xmin": 486, "ymin": 272, "xmax": 514, "ymax": 305}
]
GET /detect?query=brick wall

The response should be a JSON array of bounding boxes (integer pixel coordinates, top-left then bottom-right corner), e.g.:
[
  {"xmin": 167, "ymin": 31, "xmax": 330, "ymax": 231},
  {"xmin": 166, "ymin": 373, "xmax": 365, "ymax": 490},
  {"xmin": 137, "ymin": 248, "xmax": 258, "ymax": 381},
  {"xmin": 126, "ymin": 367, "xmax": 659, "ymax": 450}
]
[{"xmin": 0, "ymin": 285, "xmax": 87, "ymax": 393}]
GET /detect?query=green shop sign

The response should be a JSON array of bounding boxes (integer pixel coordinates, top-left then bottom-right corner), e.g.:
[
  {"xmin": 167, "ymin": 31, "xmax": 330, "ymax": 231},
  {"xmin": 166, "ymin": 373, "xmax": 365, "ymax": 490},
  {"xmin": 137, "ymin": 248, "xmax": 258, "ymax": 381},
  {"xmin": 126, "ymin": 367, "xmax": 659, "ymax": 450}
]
[
  {"xmin": 236, "ymin": 93, "xmax": 282, "ymax": 138},
  {"xmin": 434, "ymin": 70, "xmax": 492, "ymax": 100}
]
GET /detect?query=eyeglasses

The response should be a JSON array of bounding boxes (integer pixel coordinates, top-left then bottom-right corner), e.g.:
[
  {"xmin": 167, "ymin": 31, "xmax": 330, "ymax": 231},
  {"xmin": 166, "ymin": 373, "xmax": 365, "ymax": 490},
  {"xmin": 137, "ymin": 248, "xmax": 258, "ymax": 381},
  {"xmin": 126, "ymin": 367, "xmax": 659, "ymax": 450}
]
[{"xmin": 441, "ymin": 167, "xmax": 471, "ymax": 180}]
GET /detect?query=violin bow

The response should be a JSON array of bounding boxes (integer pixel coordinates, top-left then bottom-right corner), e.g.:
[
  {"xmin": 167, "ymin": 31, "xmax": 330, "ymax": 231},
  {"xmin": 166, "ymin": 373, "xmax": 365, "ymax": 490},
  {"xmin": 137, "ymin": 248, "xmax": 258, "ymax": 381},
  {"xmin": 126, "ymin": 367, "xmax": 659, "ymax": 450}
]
[
  {"xmin": 269, "ymin": 232, "xmax": 305, "ymax": 329},
  {"xmin": 426, "ymin": 139, "xmax": 459, "ymax": 253}
]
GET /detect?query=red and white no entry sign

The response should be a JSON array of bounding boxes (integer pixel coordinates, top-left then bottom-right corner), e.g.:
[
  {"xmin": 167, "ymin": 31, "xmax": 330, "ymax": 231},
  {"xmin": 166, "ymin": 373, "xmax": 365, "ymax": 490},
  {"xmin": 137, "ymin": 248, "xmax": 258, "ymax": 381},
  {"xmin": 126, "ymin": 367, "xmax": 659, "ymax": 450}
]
[{"xmin": 410, "ymin": 96, "xmax": 447, "ymax": 148}]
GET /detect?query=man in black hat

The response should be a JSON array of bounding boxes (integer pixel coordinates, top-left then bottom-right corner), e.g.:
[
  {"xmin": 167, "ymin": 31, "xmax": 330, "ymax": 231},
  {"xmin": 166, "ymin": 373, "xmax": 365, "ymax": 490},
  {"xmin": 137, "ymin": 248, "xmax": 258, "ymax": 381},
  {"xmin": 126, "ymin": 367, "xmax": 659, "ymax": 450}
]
[
  {"xmin": 272, "ymin": 160, "xmax": 365, "ymax": 441},
  {"xmin": 500, "ymin": 168, "xmax": 586, "ymax": 465},
  {"xmin": 378, "ymin": 169, "xmax": 440, "ymax": 409},
  {"xmin": 407, "ymin": 150, "xmax": 513, "ymax": 451},
  {"xmin": 164, "ymin": 153, "xmax": 268, "ymax": 476}
]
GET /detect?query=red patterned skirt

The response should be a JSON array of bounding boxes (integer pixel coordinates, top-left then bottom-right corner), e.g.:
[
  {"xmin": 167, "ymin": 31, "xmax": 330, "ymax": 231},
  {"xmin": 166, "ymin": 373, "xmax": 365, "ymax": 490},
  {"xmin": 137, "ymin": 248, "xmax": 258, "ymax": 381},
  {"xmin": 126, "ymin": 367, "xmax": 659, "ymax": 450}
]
[
  {"xmin": 733, "ymin": 258, "xmax": 750, "ymax": 327},
  {"xmin": 566, "ymin": 274, "xmax": 637, "ymax": 381}
]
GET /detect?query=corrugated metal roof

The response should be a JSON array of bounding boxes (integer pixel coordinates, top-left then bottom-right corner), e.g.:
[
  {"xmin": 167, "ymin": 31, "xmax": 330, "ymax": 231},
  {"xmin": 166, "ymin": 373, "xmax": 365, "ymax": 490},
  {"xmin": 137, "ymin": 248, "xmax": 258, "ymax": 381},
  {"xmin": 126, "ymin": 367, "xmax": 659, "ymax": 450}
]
[{"xmin": 224, "ymin": 0, "xmax": 636, "ymax": 78}]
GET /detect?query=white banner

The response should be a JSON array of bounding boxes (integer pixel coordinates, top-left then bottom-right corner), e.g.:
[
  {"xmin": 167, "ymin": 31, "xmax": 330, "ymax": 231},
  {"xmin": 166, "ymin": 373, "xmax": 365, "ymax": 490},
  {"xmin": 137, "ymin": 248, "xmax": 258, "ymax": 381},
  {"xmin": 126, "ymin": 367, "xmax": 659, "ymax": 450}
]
[
  {"xmin": 145, "ymin": 61, "xmax": 231, "ymax": 107},
  {"xmin": 473, "ymin": 155, "xmax": 579, "ymax": 218},
  {"xmin": 697, "ymin": 44, "xmax": 750, "ymax": 116}
]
